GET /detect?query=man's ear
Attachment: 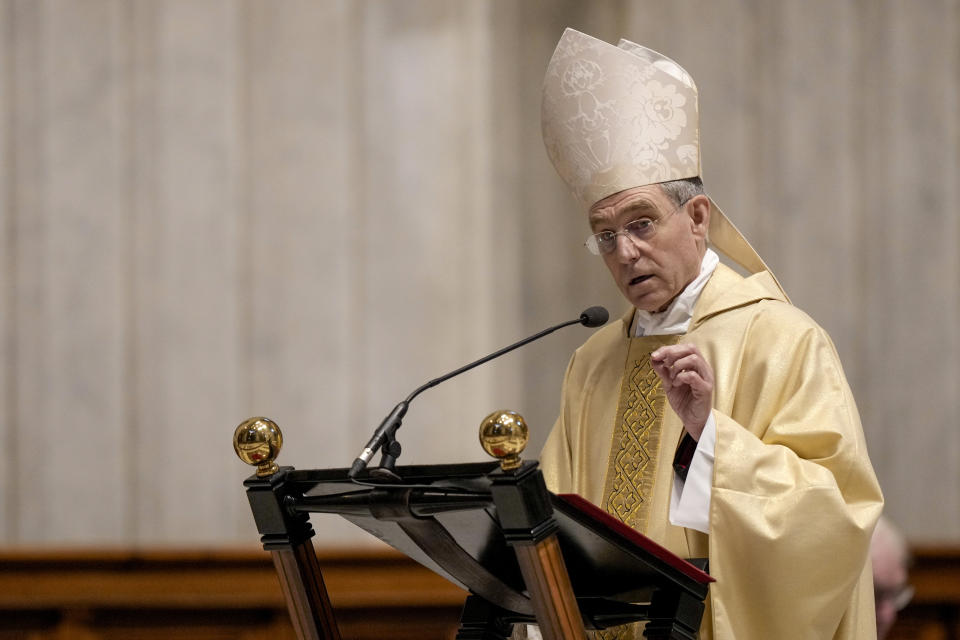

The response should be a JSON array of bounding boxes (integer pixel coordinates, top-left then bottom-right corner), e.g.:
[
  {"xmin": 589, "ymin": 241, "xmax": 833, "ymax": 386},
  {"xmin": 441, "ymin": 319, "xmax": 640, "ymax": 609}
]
[{"xmin": 688, "ymin": 194, "xmax": 711, "ymax": 239}]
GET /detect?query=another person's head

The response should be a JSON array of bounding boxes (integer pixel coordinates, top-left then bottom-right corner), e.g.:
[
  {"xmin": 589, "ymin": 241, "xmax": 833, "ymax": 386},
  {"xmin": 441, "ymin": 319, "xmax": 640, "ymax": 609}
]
[{"xmin": 871, "ymin": 515, "xmax": 912, "ymax": 639}]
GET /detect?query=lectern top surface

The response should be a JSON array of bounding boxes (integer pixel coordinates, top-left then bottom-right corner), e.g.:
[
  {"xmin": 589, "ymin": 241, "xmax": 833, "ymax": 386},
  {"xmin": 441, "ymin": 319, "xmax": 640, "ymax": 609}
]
[{"xmin": 288, "ymin": 462, "xmax": 711, "ymax": 613}]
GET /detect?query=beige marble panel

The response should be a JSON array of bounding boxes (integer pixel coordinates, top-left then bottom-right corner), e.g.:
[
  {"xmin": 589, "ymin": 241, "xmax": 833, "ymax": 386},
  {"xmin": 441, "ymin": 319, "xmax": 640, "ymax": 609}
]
[
  {"xmin": 353, "ymin": 1, "xmax": 506, "ymax": 470},
  {"xmin": 1, "ymin": 0, "xmax": 958, "ymax": 547},
  {"xmin": 666, "ymin": 0, "xmax": 758, "ymax": 249},
  {"xmin": 851, "ymin": 0, "xmax": 893, "ymax": 513},
  {"xmin": 478, "ymin": 1, "xmax": 530, "ymax": 441},
  {"xmin": 760, "ymin": 3, "xmax": 863, "ymax": 373},
  {"xmin": 8, "ymin": 0, "xmax": 45, "ymax": 546},
  {"xmin": 0, "ymin": 0, "xmax": 12, "ymax": 542},
  {"xmin": 11, "ymin": 0, "xmax": 129, "ymax": 544},
  {"xmin": 238, "ymin": 1, "xmax": 373, "ymax": 544},
  {"xmin": 124, "ymin": 0, "xmax": 155, "ymax": 543},
  {"xmin": 860, "ymin": 0, "xmax": 960, "ymax": 541},
  {"xmin": 130, "ymin": 0, "xmax": 244, "ymax": 544}
]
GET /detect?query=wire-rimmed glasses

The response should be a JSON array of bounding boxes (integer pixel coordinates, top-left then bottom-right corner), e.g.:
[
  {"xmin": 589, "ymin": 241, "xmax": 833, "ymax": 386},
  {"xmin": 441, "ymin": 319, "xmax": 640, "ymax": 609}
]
[{"xmin": 584, "ymin": 200, "xmax": 689, "ymax": 256}]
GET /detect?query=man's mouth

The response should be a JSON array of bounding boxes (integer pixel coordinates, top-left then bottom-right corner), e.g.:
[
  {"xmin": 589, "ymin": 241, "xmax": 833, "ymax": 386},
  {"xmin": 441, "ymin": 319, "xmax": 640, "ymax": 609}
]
[{"xmin": 629, "ymin": 274, "xmax": 653, "ymax": 286}]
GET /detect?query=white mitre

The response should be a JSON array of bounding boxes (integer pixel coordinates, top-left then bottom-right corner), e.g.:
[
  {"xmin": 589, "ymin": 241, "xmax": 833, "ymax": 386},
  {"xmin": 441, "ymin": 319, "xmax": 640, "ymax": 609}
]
[
  {"xmin": 541, "ymin": 29, "xmax": 700, "ymax": 208},
  {"xmin": 541, "ymin": 28, "xmax": 786, "ymax": 293}
]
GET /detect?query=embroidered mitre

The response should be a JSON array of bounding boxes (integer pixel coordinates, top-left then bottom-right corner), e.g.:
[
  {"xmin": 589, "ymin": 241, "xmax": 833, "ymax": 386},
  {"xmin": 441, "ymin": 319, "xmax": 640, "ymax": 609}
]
[{"xmin": 541, "ymin": 28, "xmax": 701, "ymax": 209}]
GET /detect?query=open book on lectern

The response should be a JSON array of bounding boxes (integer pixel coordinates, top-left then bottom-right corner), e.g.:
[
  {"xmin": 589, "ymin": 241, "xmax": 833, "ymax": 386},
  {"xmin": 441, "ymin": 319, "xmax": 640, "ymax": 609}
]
[{"xmin": 290, "ymin": 461, "xmax": 713, "ymax": 618}]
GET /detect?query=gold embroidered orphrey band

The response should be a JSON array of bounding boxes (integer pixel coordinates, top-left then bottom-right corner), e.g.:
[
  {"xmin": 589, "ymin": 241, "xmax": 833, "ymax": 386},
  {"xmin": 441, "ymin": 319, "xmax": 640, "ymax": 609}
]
[
  {"xmin": 602, "ymin": 334, "xmax": 680, "ymax": 533},
  {"xmin": 593, "ymin": 334, "xmax": 680, "ymax": 640},
  {"xmin": 603, "ymin": 336, "xmax": 680, "ymax": 533}
]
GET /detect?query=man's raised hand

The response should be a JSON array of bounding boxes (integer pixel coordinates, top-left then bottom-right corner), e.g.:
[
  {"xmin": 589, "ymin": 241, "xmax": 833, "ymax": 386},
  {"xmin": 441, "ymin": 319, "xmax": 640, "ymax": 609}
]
[{"xmin": 651, "ymin": 343, "xmax": 714, "ymax": 441}]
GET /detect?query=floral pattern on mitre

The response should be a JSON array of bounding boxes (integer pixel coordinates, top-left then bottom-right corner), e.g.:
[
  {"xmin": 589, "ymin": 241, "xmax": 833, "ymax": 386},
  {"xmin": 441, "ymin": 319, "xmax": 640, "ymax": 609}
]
[
  {"xmin": 637, "ymin": 81, "xmax": 687, "ymax": 144},
  {"xmin": 629, "ymin": 142, "xmax": 674, "ymax": 183},
  {"xmin": 572, "ymin": 92, "xmax": 619, "ymax": 134},
  {"xmin": 541, "ymin": 29, "xmax": 701, "ymax": 208},
  {"xmin": 676, "ymin": 144, "xmax": 698, "ymax": 165},
  {"xmin": 560, "ymin": 59, "xmax": 605, "ymax": 96}
]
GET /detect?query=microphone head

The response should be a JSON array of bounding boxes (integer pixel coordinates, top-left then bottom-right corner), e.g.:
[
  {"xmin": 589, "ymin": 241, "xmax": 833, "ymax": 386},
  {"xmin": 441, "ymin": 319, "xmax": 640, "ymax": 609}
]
[{"xmin": 579, "ymin": 306, "xmax": 609, "ymax": 328}]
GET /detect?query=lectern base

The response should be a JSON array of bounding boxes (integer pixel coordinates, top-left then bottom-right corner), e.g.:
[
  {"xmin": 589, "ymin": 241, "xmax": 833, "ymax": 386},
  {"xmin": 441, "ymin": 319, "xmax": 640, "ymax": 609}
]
[
  {"xmin": 642, "ymin": 588, "xmax": 703, "ymax": 640},
  {"xmin": 457, "ymin": 595, "xmax": 516, "ymax": 640}
]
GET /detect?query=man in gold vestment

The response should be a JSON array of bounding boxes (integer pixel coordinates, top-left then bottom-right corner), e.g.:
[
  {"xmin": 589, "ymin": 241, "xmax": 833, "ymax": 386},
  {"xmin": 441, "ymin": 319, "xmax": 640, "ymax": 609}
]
[{"xmin": 537, "ymin": 29, "xmax": 883, "ymax": 639}]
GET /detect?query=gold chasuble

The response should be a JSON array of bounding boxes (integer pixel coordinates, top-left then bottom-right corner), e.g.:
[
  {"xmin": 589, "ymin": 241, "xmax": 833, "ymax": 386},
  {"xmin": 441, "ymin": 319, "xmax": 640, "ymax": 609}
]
[{"xmin": 541, "ymin": 263, "xmax": 883, "ymax": 640}]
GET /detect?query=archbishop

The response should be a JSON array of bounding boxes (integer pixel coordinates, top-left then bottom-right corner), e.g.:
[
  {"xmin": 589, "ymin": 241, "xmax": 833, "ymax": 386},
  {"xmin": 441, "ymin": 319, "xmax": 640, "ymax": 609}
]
[{"xmin": 538, "ymin": 29, "xmax": 884, "ymax": 639}]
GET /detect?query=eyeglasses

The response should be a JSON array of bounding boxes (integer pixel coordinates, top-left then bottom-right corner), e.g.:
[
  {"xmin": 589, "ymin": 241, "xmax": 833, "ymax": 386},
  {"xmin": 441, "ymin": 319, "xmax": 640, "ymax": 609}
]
[{"xmin": 584, "ymin": 200, "xmax": 688, "ymax": 256}]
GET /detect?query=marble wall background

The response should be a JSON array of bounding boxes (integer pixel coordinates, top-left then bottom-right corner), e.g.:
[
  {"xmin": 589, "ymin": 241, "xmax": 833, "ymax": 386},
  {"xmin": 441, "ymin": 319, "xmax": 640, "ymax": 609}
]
[{"xmin": 1, "ymin": 0, "xmax": 957, "ymax": 547}]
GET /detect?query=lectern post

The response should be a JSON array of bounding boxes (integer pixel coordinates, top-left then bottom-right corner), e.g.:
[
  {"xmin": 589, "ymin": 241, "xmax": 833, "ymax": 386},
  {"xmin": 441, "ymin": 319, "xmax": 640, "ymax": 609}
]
[
  {"xmin": 235, "ymin": 418, "xmax": 342, "ymax": 640},
  {"xmin": 489, "ymin": 462, "xmax": 586, "ymax": 640}
]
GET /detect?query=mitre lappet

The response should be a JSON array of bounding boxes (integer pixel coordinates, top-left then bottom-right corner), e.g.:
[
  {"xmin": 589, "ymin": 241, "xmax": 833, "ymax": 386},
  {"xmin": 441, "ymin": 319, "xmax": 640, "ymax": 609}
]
[{"xmin": 541, "ymin": 28, "xmax": 785, "ymax": 295}]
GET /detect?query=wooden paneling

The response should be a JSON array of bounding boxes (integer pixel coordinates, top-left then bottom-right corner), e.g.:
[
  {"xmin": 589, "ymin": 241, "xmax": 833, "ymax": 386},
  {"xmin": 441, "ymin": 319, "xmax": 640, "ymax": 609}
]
[
  {"xmin": 889, "ymin": 546, "xmax": 960, "ymax": 640},
  {"xmin": 2, "ymin": 546, "xmax": 960, "ymax": 639},
  {"xmin": 0, "ymin": 548, "xmax": 467, "ymax": 640}
]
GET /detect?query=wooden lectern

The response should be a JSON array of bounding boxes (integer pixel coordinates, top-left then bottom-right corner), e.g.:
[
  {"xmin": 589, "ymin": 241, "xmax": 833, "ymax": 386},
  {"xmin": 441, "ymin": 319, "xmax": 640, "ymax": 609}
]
[{"xmin": 233, "ymin": 415, "xmax": 713, "ymax": 640}]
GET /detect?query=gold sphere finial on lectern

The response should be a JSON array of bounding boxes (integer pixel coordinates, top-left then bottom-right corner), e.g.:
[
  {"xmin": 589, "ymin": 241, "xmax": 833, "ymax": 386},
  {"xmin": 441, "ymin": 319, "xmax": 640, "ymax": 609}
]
[
  {"xmin": 233, "ymin": 417, "xmax": 284, "ymax": 477},
  {"xmin": 479, "ymin": 410, "xmax": 529, "ymax": 471}
]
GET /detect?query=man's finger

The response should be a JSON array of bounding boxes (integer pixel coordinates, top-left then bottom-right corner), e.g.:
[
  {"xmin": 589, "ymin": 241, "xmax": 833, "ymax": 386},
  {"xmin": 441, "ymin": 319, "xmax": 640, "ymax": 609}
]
[
  {"xmin": 669, "ymin": 353, "xmax": 704, "ymax": 376},
  {"xmin": 674, "ymin": 369, "xmax": 710, "ymax": 393},
  {"xmin": 651, "ymin": 342, "xmax": 700, "ymax": 365}
]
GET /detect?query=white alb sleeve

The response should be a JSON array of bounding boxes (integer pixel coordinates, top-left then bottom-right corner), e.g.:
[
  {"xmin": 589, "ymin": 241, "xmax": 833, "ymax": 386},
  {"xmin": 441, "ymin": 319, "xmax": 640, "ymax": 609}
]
[{"xmin": 669, "ymin": 412, "xmax": 716, "ymax": 534}]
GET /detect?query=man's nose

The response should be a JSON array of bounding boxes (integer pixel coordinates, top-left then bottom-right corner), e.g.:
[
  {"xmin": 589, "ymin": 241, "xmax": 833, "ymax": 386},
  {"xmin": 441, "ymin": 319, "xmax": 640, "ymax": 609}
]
[{"xmin": 614, "ymin": 232, "xmax": 642, "ymax": 262}]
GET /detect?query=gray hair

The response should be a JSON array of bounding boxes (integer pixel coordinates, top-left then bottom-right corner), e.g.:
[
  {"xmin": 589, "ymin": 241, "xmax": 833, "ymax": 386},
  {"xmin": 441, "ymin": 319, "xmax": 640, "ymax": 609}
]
[{"xmin": 658, "ymin": 177, "xmax": 705, "ymax": 206}]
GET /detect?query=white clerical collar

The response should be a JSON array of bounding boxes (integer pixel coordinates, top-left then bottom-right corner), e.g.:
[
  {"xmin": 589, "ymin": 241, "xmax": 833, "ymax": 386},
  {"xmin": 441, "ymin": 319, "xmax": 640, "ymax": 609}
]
[{"xmin": 633, "ymin": 248, "xmax": 720, "ymax": 336}]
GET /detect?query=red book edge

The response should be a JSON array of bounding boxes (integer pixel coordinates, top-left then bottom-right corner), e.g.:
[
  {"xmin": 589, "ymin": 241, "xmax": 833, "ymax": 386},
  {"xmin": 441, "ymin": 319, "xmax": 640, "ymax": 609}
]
[{"xmin": 557, "ymin": 493, "xmax": 715, "ymax": 584}]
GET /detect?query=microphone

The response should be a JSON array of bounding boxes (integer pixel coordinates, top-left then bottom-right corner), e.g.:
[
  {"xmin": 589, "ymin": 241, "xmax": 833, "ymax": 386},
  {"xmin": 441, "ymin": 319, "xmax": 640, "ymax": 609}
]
[
  {"xmin": 579, "ymin": 305, "xmax": 608, "ymax": 328},
  {"xmin": 347, "ymin": 305, "xmax": 609, "ymax": 478}
]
